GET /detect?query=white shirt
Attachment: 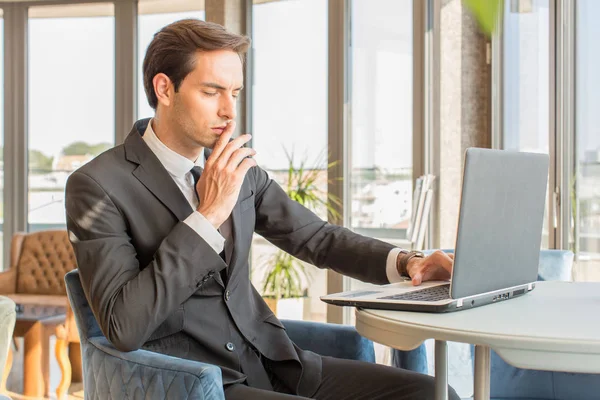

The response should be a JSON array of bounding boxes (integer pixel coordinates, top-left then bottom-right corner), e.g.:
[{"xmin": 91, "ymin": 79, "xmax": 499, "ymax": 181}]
[{"xmin": 142, "ymin": 120, "xmax": 404, "ymax": 282}]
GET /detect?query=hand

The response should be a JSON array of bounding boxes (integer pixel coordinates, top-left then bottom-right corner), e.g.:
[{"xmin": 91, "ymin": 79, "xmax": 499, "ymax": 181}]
[
  {"xmin": 404, "ymin": 250, "xmax": 454, "ymax": 286},
  {"xmin": 196, "ymin": 121, "xmax": 257, "ymax": 229}
]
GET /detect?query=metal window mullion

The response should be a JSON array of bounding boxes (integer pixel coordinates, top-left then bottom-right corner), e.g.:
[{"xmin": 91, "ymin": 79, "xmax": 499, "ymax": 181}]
[
  {"xmin": 114, "ymin": 0, "xmax": 138, "ymax": 144},
  {"xmin": 327, "ymin": 0, "xmax": 349, "ymax": 324},
  {"xmin": 555, "ymin": 0, "xmax": 575, "ymax": 252},
  {"xmin": 491, "ymin": 6, "xmax": 504, "ymax": 150},
  {"xmin": 3, "ymin": 4, "xmax": 28, "ymax": 268},
  {"xmin": 423, "ymin": 0, "xmax": 440, "ymax": 249},
  {"xmin": 548, "ymin": 0, "xmax": 558, "ymax": 249},
  {"xmin": 245, "ymin": 0, "xmax": 253, "ymax": 142}
]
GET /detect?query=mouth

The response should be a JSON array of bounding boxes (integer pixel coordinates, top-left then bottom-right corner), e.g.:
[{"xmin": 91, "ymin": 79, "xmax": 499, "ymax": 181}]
[{"xmin": 211, "ymin": 127, "xmax": 226, "ymax": 134}]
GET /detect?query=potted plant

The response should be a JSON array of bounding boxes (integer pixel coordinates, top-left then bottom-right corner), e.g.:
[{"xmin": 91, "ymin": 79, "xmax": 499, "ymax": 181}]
[{"xmin": 261, "ymin": 149, "xmax": 340, "ymax": 319}]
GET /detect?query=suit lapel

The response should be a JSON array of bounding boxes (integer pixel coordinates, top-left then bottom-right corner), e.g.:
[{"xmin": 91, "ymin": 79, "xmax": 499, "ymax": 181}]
[
  {"xmin": 127, "ymin": 121, "xmax": 225, "ymax": 288},
  {"xmin": 125, "ymin": 120, "xmax": 193, "ymax": 222}
]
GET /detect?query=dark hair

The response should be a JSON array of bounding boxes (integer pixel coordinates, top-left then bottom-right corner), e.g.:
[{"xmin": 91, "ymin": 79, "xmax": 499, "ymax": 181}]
[{"xmin": 142, "ymin": 19, "xmax": 250, "ymax": 109}]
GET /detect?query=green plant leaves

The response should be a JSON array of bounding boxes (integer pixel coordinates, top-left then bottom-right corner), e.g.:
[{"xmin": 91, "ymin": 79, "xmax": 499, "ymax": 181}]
[{"xmin": 463, "ymin": 0, "xmax": 503, "ymax": 36}]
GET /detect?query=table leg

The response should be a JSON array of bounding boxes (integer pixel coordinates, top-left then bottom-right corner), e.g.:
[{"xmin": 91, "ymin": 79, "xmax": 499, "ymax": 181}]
[
  {"xmin": 42, "ymin": 330, "xmax": 51, "ymax": 398},
  {"xmin": 434, "ymin": 340, "xmax": 449, "ymax": 400},
  {"xmin": 23, "ymin": 322, "xmax": 44, "ymax": 397},
  {"xmin": 474, "ymin": 345, "xmax": 491, "ymax": 400}
]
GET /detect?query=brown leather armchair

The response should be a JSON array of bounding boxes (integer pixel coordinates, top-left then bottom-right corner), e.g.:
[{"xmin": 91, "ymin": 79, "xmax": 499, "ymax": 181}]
[{"xmin": 0, "ymin": 230, "xmax": 81, "ymax": 399}]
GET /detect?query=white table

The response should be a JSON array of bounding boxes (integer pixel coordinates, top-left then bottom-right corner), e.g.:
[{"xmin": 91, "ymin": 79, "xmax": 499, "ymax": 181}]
[{"xmin": 355, "ymin": 281, "xmax": 600, "ymax": 400}]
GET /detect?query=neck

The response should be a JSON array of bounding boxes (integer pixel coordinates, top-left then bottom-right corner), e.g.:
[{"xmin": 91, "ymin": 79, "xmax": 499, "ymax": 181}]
[{"xmin": 151, "ymin": 116, "xmax": 203, "ymax": 162}]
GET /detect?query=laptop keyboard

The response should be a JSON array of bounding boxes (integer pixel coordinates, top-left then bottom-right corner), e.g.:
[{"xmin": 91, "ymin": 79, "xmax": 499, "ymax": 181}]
[{"xmin": 379, "ymin": 284, "xmax": 451, "ymax": 302}]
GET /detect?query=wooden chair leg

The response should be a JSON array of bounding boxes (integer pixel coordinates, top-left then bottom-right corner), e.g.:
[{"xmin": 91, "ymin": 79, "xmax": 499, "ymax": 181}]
[
  {"xmin": 56, "ymin": 325, "xmax": 71, "ymax": 400},
  {"xmin": 69, "ymin": 342, "xmax": 82, "ymax": 383}
]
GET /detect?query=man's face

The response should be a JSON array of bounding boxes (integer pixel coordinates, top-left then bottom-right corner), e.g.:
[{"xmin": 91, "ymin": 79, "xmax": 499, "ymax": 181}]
[{"xmin": 166, "ymin": 49, "xmax": 244, "ymax": 149}]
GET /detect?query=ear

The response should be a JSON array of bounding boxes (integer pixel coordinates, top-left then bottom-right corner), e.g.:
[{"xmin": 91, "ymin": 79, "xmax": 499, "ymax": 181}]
[{"xmin": 153, "ymin": 73, "xmax": 173, "ymax": 107}]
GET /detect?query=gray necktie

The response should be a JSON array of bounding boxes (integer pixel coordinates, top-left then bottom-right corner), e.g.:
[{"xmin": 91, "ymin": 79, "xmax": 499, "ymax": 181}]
[{"xmin": 190, "ymin": 166, "xmax": 203, "ymax": 201}]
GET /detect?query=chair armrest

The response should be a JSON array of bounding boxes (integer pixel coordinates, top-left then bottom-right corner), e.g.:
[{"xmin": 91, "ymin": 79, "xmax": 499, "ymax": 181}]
[
  {"xmin": 281, "ymin": 319, "xmax": 375, "ymax": 363},
  {"xmin": 87, "ymin": 337, "xmax": 224, "ymax": 400},
  {"xmin": 0, "ymin": 269, "xmax": 16, "ymax": 295}
]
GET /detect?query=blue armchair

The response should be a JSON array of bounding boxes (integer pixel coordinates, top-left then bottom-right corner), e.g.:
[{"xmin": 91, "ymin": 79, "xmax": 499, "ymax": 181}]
[{"xmin": 65, "ymin": 269, "xmax": 396, "ymax": 399}]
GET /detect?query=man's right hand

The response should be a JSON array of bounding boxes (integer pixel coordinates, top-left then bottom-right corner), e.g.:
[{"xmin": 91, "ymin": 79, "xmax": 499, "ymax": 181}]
[{"xmin": 196, "ymin": 121, "xmax": 257, "ymax": 229}]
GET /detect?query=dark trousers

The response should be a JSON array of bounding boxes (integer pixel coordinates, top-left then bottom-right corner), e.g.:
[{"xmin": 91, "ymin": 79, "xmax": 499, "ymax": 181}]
[{"xmin": 224, "ymin": 356, "xmax": 461, "ymax": 400}]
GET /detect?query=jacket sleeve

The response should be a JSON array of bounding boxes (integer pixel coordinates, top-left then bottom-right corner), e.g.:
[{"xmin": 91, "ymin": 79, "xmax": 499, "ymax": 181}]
[
  {"xmin": 65, "ymin": 171, "xmax": 226, "ymax": 352},
  {"xmin": 252, "ymin": 166, "xmax": 393, "ymax": 285}
]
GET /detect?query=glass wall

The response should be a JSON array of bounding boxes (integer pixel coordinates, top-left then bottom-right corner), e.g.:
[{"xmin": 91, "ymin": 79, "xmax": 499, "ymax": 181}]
[
  {"xmin": 348, "ymin": 0, "xmax": 413, "ymax": 242},
  {"xmin": 28, "ymin": 3, "xmax": 115, "ymax": 230},
  {"xmin": 251, "ymin": 0, "xmax": 328, "ymax": 322},
  {"xmin": 502, "ymin": 0, "xmax": 550, "ymax": 247},
  {"xmin": 574, "ymin": 0, "xmax": 600, "ymax": 281},
  {"xmin": 346, "ymin": 0, "xmax": 413, "ymax": 295},
  {"xmin": 137, "ymin": 7, "xmax": 205, "ymax": 119}
]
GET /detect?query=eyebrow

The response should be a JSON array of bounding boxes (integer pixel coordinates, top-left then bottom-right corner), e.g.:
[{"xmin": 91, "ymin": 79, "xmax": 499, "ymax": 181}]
[{"xmin": 200, "ymin": 82, "xmax": 244, "ymax": 91}]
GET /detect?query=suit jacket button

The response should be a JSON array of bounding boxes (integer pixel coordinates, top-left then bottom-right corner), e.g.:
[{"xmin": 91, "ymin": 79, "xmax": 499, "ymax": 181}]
[
  {"xmin": 225, "ymin": 342, "xmax": 235, "ymax": 352},
  {"xmin": 225, "ymin": 290, "xmax": 231, "ymax": 301}
]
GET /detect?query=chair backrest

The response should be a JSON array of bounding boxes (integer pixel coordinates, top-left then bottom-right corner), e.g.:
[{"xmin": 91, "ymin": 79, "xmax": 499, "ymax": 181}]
[
  {"xmin": 537, "ymin": 250, "xmax": 574, "ymax": 281},
  {"xmin": 13, "ymin": 230, "xmax": 77, "ymax": 295},
  {"xmin": 65, "ymin": 270, "xmax": 103, "ymax": 341}
]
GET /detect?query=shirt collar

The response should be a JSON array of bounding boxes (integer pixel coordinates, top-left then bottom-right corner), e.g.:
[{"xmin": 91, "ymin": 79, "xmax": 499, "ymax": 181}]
[{"xmin": 142, "ymin": 119, "xmax": 204, "ymax": 178}]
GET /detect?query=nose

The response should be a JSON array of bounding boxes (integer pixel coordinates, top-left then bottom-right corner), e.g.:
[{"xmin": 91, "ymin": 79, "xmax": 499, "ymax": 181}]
[{"xmin": 218, "ymin": 94, "xmax": 237, "ymax": 121}]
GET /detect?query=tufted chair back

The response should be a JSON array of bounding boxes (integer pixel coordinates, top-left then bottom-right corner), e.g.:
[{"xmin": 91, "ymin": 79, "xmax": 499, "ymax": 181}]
[{"xmin": 12, "ymin": 230, "xmax": 77, "ymax": 295}]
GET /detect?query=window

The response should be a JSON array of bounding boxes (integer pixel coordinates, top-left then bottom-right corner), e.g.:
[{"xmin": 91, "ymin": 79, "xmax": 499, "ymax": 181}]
[
  {"xmin": 502, "ymin": 0, "xmax": 550, "ymax": 247},
  {"xmin": 348, "ymin": 0, "xmax": 414, "ymax": 243},
  {"xmin": 28, "ymin": 3, "xmax": 115, "ymax": 231},
  {"xmin": 251, "ymin": 0, "xmax": 328, "ymax": 322},
  {"xmin": 574, "ymin": 0, "xmax": 600, "ymax": 281},
  {"xmin": 346, "ymin": 0, "xmax": 413, "ymax": 294},
  {"xmin": 137, "ymin": 5, "xmax": 205, "ymax": 119}
]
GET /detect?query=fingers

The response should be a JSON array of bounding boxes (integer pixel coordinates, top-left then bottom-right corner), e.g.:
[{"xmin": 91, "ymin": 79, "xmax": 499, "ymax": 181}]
[
  {"xmin": 227, "ymin": 147, "xmax": 257, "ymax": 171},
  {"xmin": 208, "ymin": 121, "xmax": 236, "ymax": 161},
  {"xmin": 411, "ymin": 251, "xmax": 454, "ymax": 286},
  {"xmin": 431, "ymin": 250, "xmax": 453, "ymax": 275},
  {"xmin": 218, "ymin": 134, "xmax": 252, "ymax": 165},
  {"xmin": 236, "ymin": 157, "xmax": 258, "ymax": 178}
]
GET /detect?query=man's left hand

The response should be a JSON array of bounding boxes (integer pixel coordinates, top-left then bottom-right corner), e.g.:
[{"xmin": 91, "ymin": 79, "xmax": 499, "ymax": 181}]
[{"xmin": 403, "ymin": 250, "xmax": 454, "ymax": 286}]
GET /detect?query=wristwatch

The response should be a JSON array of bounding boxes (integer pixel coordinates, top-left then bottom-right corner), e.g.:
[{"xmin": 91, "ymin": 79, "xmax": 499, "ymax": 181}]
[{"xmin": 397, "ymin": 250, "xmax": 425, "ymax": 278}]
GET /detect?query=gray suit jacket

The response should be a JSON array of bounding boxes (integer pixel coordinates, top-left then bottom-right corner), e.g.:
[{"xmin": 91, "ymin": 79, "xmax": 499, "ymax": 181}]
[{"xmin": 65, "ymin": 118, "xmax": 394, "ymax": 396}]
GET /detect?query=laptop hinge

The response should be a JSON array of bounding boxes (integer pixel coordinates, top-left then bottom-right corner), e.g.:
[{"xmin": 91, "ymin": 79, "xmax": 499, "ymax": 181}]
[
  {"xmin": 457, "ymin": 298, "xmax": 464, "ymax": 308},
  {"xmin": 527, "ymin": 283, "xmax": 533, "ymax": 291}
]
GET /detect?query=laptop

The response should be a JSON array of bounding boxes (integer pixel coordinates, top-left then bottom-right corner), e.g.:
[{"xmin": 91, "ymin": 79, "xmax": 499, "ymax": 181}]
[{"xmin": 321, "ymin": 148, "xmax": 549, "ymax": 313}]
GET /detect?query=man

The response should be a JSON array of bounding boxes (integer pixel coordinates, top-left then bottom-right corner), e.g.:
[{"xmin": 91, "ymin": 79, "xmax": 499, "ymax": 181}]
[{"xmin": 65, "ymin": 19, "xmax": 459, "ymax": 400}]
